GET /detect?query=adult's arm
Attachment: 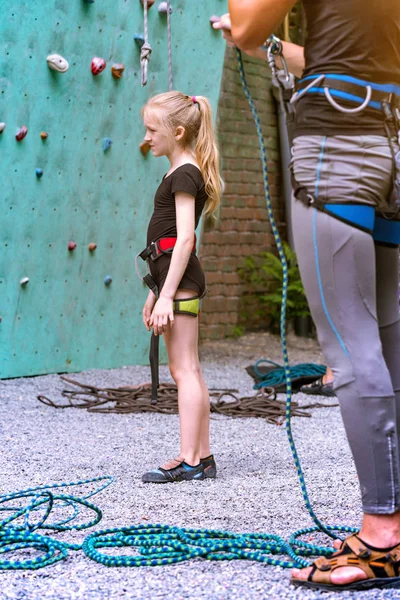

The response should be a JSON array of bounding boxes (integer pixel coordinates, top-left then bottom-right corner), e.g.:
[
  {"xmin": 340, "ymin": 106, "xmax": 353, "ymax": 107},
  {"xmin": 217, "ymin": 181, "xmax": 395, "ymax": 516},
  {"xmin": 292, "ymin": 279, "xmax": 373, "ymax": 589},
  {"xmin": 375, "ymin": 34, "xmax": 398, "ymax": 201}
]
[
  {"xmin": 228, "ymin": 0, "xmax": 298, "ymax": 50},
  {"xmin": 213, "ymin": 13, "xmax": 305, "ymax": 78}
]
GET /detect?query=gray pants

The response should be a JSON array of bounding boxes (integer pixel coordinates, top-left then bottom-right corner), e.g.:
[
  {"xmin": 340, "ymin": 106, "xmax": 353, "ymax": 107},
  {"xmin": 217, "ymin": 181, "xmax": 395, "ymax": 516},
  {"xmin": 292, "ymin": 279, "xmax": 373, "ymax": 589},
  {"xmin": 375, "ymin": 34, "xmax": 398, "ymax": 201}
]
[{"xmin": 291, "ymin": 135, "xmax": 400, "ymax": 514}]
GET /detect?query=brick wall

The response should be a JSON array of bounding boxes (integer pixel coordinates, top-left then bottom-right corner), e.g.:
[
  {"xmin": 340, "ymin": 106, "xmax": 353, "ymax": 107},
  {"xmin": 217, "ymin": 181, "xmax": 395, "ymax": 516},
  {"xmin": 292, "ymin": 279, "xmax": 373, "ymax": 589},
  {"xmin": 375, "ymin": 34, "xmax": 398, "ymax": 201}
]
[{"xmin": 199, "ymin": 47, "xmax": 285, "ymax": 340}]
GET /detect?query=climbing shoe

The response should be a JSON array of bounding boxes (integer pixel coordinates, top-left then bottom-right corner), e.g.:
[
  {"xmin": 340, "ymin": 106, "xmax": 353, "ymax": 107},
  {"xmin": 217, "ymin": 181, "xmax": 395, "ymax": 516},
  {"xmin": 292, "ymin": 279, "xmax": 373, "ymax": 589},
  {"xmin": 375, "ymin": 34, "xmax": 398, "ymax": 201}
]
[
  {"xmin": 201, "ymin": 454, "xmax": 217, "ymax": 479},
  {"xmin": 300, "ymin": 377, "xmax": 336, "ymax": 397},
  {"xmin": 142, "ymin": 459, "xmax": 205, "ymax": 483}
]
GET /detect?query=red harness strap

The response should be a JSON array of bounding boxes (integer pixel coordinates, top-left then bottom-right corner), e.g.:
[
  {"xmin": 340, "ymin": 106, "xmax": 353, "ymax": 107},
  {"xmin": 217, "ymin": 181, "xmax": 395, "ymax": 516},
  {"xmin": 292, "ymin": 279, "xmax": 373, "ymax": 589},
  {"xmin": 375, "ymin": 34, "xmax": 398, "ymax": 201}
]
[{"xmin": 153, "ymin": 234, "xmax": 197, "ymax": 258}]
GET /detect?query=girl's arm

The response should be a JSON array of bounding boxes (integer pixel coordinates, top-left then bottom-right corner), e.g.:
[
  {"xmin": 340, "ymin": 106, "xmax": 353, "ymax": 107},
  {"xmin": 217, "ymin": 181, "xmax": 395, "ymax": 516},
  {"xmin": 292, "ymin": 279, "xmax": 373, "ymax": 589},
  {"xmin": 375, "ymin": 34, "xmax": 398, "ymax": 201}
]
[
  {"xmin": 149, "ymin": 191, "xmax": 196, "ymax": 335},
  {"xmin": 228, "ymin": 0, "xmax": 298, "ymax": 50},
  {"xmin": 213, "ymin": 14, "xmax": 305, "ymax": 78}
]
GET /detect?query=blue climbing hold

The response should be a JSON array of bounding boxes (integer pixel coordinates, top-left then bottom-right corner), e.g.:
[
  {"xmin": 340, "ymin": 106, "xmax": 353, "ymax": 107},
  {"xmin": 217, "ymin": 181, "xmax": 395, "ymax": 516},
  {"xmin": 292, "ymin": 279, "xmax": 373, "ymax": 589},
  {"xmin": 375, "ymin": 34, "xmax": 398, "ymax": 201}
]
[
  {"xmin": 104, "ymin": 275, "xmax": 112, "ymax": 286},
  {"xmin": 35, "ymin": 168, "xmax": 44, "ymax": 178},
  {"xmin": 103, "ymin": 138, "xmax": 113, "ymax": 152},
  {"xmin": 134, "ymin": 34, "xmax": 145, "ymax": 49}
]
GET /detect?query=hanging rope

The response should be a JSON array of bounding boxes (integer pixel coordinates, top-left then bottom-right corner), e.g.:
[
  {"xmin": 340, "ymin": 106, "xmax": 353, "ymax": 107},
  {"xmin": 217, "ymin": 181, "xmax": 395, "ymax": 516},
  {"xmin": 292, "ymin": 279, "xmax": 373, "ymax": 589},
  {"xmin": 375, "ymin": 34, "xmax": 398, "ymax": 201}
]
[
  {"xmin": 235, "ymin": 48, "xmax": 354, "ymax": 542},
  {"xmin": 140, "ymin": 0, "xmax": 152, "ymax": 86},
  {"xmin": 167, "ymin": 1, "xmax": 173, "ymax": 90}
]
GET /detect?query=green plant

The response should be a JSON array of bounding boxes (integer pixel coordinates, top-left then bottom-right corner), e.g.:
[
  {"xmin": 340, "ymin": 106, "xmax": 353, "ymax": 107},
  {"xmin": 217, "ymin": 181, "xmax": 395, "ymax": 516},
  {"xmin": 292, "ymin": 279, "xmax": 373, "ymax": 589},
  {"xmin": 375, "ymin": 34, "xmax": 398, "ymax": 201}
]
[{"xmin": 238, "ymin": 243, "xmax": 311, "ymax": 332}]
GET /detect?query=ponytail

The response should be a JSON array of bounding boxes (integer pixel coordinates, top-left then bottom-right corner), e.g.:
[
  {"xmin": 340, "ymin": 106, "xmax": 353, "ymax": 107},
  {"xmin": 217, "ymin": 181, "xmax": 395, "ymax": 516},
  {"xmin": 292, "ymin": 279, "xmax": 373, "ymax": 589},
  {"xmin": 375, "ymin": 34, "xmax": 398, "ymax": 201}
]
[{"xmin": 194, "ymin": 96, "xmax": 222, "ymax": 218}]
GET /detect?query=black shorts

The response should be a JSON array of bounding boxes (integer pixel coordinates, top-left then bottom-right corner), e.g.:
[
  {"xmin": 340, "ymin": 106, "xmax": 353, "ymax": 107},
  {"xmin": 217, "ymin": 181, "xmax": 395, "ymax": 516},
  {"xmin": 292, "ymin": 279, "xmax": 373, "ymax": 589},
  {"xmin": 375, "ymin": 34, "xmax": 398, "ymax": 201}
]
[{"xmin": 149, "ymin": 253, "xmax": 206, "ymax": 297}]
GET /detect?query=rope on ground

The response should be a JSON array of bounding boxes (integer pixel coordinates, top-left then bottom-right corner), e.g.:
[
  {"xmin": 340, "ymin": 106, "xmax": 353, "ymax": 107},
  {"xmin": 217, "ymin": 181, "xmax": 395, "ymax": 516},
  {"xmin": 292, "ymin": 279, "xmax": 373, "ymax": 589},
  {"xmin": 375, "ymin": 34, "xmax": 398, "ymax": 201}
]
[
  {"xmin": 0, "ymin": 478, "xmax": 356, "ymax": 571},
  {"xmin": 253, "ymin": 359, "xmax": 326, "ymax": 390},
  {"xmin": 37, "ymin": 377, "xmax": 336, "ymax": 425}
]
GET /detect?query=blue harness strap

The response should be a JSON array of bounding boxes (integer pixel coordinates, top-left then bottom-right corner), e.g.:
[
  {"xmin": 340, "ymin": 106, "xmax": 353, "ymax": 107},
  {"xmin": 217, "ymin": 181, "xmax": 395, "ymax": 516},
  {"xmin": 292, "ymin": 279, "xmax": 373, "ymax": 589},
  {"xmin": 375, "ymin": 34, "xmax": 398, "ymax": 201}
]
[
  {"xmin": 324, "ymin": 204, "xmax": 375, "ymax": 233},
  {"xmin": 373, "ymin": 216, "xmax": 400, "ymax": 246}
]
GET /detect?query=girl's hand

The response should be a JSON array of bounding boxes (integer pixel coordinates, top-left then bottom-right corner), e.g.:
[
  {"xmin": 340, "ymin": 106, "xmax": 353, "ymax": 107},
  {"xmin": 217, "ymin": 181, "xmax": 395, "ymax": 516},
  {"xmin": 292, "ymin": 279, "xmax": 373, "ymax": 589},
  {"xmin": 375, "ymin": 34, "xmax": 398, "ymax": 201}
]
[
  {"xmin": 149, "ymin": 295, "xmax": 175, "ymax": 336},
  {"xmin": 142, "ymin": 290, "xmax": 157, "ymax": 331}
]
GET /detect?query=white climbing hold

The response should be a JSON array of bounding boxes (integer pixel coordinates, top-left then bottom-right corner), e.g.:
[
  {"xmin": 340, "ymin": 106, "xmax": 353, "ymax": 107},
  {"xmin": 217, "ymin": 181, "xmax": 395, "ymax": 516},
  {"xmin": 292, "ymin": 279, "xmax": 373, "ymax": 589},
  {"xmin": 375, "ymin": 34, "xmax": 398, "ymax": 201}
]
[
  {"xmin": 47, "ymin": 54, "xmax": 69, "ymax": 73},
  {"xmin": 0, "ymin": 123, "xmax": 6, "ymax": 134},
  {"xmin": 158, "ymin": 2, "xmax": 171, "ymax": 14},
  {"xmin": 20, "ymin": 277, "xmax": 29, "ymax": 286}
]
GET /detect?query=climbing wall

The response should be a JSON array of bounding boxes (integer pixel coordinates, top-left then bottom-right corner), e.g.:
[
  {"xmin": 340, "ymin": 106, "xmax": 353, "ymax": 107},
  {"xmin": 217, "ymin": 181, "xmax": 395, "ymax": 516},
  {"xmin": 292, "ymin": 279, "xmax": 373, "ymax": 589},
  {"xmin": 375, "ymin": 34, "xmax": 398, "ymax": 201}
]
[{"xmin": 0, "ymin": 0, "xmax": 227, "ymax": 378}]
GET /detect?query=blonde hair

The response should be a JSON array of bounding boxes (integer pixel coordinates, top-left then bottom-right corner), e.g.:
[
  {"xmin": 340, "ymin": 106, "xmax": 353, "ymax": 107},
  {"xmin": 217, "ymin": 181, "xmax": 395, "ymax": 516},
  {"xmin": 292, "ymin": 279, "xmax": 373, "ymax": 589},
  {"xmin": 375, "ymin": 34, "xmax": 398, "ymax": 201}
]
[{"xmin": 142, "ymin": 91, "xmax": 222, "ymax": 217}]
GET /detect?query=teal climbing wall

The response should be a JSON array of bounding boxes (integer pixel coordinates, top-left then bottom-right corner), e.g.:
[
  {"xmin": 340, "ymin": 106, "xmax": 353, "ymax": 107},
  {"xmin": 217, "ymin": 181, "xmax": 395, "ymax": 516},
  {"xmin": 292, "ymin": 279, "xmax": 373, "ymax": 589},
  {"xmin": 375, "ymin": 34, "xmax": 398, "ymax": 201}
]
[{"xmin": 0, "ymin": 0, "xmax": 227, "ymax": 378}]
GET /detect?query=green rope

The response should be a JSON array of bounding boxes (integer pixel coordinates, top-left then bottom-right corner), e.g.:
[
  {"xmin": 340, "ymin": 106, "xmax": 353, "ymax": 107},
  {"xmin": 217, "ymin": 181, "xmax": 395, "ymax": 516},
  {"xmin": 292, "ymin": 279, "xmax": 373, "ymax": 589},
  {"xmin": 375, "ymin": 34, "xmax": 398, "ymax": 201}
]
[
  {"xmin": 253, "ymin": 359, "xmax": 326, "ymax": 389},
  {"xmin": 0, "ymin": 50, "xmax": 357, "ymax": 572}
]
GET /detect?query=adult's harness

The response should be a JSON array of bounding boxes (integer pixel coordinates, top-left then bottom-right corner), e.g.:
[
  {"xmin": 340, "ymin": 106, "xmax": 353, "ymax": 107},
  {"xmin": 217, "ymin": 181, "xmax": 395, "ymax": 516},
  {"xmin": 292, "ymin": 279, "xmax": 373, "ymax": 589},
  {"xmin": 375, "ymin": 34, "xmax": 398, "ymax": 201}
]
[
  {"xmin": 268, "ymin": 37, "xmax": 400, "ymax": 247},
  {"xmin": 136, "ymin": 236, "xmax": 203, "ymax": 404}
]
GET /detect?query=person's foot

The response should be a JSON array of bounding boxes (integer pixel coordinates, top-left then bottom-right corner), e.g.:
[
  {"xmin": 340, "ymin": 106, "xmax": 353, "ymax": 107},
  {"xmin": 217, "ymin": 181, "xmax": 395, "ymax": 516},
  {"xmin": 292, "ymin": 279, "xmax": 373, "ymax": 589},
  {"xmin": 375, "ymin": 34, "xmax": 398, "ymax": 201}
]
[
  {"xmin": 291, "ymin": 535, "xmax": 400, "ymax": 590},
  {"xmin": 141, "ymin": 457, "xmax": 205, "ymax": 483},
  {"xmin": 300, "ymin": 376, "xmax": 336, "ymax": 397},
  {"xmin": 201, "ymin": 454, "xmax": 217, "ymax": 478}
]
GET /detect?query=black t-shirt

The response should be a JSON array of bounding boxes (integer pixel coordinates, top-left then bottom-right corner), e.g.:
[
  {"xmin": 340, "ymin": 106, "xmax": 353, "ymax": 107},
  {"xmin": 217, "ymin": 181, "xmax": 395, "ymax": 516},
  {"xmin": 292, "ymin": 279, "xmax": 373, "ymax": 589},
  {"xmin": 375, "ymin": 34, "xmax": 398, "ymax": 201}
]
[
  {"xmin": 294, "ymin": 0, "xmax": 400, "ymax": 137},
  {"xmin": 146, "ymin": 164, "xmax": 208, "ymax": 245}
]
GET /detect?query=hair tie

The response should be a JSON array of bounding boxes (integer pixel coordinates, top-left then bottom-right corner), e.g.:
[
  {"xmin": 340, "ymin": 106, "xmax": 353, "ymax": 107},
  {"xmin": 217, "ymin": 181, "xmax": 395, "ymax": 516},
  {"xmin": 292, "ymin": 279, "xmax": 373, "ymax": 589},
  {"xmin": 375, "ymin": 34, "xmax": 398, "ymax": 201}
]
[{"xmin": 191, "ymin": 95, "xmax": 197, "ymax": 104}]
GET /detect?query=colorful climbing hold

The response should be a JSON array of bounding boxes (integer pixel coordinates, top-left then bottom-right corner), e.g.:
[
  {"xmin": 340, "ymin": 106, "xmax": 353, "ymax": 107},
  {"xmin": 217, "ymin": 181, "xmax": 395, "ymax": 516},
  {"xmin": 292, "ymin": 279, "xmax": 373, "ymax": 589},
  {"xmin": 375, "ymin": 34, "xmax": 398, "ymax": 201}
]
[
  {"xmin": 88, "ymin": 243, "xmax": 97, "ymax": 251},
  {"xmin": 35, "ymin": 168, "xmax": 44, "ymax": 178},
  {"xmin": 111, "ymin": 63, "xmax": 125, "ymax": 79},
  {"xmin": 20, "ymin": 277, "xmax": 29, "ymax": 286},
  {"xmin": 134, "ymin": 34, "xmax": 145, "ymax": 49},
  {"xmin": 158, "ymin": 2, "xmax": 171, "ymax": 14},
  {"xmin": 104, "ymin": 275, "xmax": 112, "ymax": 285},
  {"xmin": 40, "ymin": 131, "xmax": 48, "ymax": 140},
  {"xmin": 140, "ymin": 141, "xmax": 151, "ymax": 156},
  {"xmin": 91, "ymin": 57, "xmax": 106, "ymax": 75},
  {"xmin": 0, "ymin": 123, "xmax": 6, "ymax": 134},
  {"xmin": 16, "ymin": 126, "xmax": 28, "ymax": 142},
  {"xmin": 103, "ymin": 138, "xmax": 113, "ymax": 152},
  {"xmin": 209, "ymin": 15, "xmax": 220, "ymax": 25},
  {"xmin": 140, "ymin": 0, "xmax": 156, "ymax": 7},
  {"xmin": 47, "ymin": 54, "xmax": 69, "ymax": 73},
  {"xmin": 68, "ymin": 241, "xmax": 77, "ymax": 251}
]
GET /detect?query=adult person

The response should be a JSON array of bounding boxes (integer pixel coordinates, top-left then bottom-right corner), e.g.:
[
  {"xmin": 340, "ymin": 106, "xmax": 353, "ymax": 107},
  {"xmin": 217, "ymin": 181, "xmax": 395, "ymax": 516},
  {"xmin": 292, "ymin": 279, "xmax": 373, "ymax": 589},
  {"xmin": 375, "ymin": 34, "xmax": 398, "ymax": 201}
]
[{"xmin": 227, "ymin": 0, "xmax": 400, "ymax": 592}]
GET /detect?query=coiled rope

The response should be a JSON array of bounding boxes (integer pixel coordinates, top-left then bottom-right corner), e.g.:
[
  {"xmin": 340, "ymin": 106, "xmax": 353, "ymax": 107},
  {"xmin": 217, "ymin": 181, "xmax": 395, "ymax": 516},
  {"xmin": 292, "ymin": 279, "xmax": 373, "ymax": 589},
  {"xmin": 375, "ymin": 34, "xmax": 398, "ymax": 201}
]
[{"xmin": 252, "ymin": 359, "xmax": 326, "ymax": 390}]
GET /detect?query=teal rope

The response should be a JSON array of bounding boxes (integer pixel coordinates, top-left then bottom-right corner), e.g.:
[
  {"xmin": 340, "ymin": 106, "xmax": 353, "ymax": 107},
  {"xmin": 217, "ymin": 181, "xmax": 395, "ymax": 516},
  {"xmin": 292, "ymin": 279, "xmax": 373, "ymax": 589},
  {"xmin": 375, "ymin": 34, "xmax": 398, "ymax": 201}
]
[
  {"xmin": 1, "ymin": 478, "xmax": 340, "ymax": 569},
  {"xmin": 235, "ymin": 48, "xmax": 356, "ymax": 543},
  {"xmin": 253, "ymin": 359, "xmax": 326, "ymax": 389}
]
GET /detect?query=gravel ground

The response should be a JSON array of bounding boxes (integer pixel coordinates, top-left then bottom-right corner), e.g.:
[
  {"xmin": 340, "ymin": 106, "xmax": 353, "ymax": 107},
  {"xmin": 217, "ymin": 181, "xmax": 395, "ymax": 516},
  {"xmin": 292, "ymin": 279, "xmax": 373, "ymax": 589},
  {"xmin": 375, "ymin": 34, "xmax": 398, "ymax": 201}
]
[{"xmin": 1, "ymin": 332, "xmax": 400, "ymax": 599}]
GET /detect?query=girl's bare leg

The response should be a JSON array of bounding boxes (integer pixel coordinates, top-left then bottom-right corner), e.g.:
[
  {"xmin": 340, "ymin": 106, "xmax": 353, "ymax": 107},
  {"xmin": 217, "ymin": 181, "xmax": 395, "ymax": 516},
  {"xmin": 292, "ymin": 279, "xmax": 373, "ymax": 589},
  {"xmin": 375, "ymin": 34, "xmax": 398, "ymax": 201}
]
[{"xmin": 163, "ymin": 289, "xmax": 210, "ymax": 466}]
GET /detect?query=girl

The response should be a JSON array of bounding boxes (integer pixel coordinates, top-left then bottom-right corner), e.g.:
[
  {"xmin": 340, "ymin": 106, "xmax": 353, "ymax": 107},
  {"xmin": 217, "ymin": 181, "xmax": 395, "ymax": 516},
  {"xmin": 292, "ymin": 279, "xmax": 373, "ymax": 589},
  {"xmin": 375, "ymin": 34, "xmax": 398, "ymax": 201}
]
[{"xmin": 140, "ymin": 91, "xmax": 222, "ymax": 483}]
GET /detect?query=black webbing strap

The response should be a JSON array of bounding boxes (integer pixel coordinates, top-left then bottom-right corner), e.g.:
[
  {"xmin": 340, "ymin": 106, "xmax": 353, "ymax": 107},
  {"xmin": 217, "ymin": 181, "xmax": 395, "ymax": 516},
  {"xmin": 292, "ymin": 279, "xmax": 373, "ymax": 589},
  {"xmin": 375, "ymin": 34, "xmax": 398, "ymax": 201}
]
[{"xmin": 149, "ymin": 333, "xmax": 159, "ymax": 405}]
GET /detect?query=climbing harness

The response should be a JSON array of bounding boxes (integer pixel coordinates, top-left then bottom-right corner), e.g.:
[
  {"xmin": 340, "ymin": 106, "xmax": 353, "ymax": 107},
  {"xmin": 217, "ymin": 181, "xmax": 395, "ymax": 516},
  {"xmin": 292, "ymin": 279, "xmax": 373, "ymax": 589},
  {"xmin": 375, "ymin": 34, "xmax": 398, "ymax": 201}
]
[
  {"xmin": 136, "ymin": 235, "xmax": 202, "ymax": 403},
  {"xmin": 140, "ymin": 0, "xmax": 152, "ymax": 86},
  {"xmin": 290, "ymin": 72, "xmax": 400, "ymax": 241}
]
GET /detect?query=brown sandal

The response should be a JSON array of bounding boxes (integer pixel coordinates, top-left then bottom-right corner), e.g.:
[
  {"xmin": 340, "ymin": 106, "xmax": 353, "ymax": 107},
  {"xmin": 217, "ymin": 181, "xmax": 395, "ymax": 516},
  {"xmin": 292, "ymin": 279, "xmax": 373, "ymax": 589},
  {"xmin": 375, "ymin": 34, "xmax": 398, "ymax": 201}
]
[{"xmin": 291, "ymin": 533, "xmax": 400, "ymax": 591}]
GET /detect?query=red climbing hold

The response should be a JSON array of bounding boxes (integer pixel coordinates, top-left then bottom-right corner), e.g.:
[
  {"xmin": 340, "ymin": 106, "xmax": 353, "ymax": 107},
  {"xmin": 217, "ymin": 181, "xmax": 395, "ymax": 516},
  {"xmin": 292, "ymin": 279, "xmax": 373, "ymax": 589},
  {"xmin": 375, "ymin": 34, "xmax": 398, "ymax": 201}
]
[
  {"xmin": 68, "ymin": 241, "xmax": 77, "ymax": 251},
  {"xmin": 16, "ymin": 126, "xmax": 28, "ymax": 142},
  {"xmin": 140, "ymin": 0, "xmax": 156, "ymax": 7},
  {"xmin": 91, "ymin": 57, "xmax": 106, "ymax": 75}
]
